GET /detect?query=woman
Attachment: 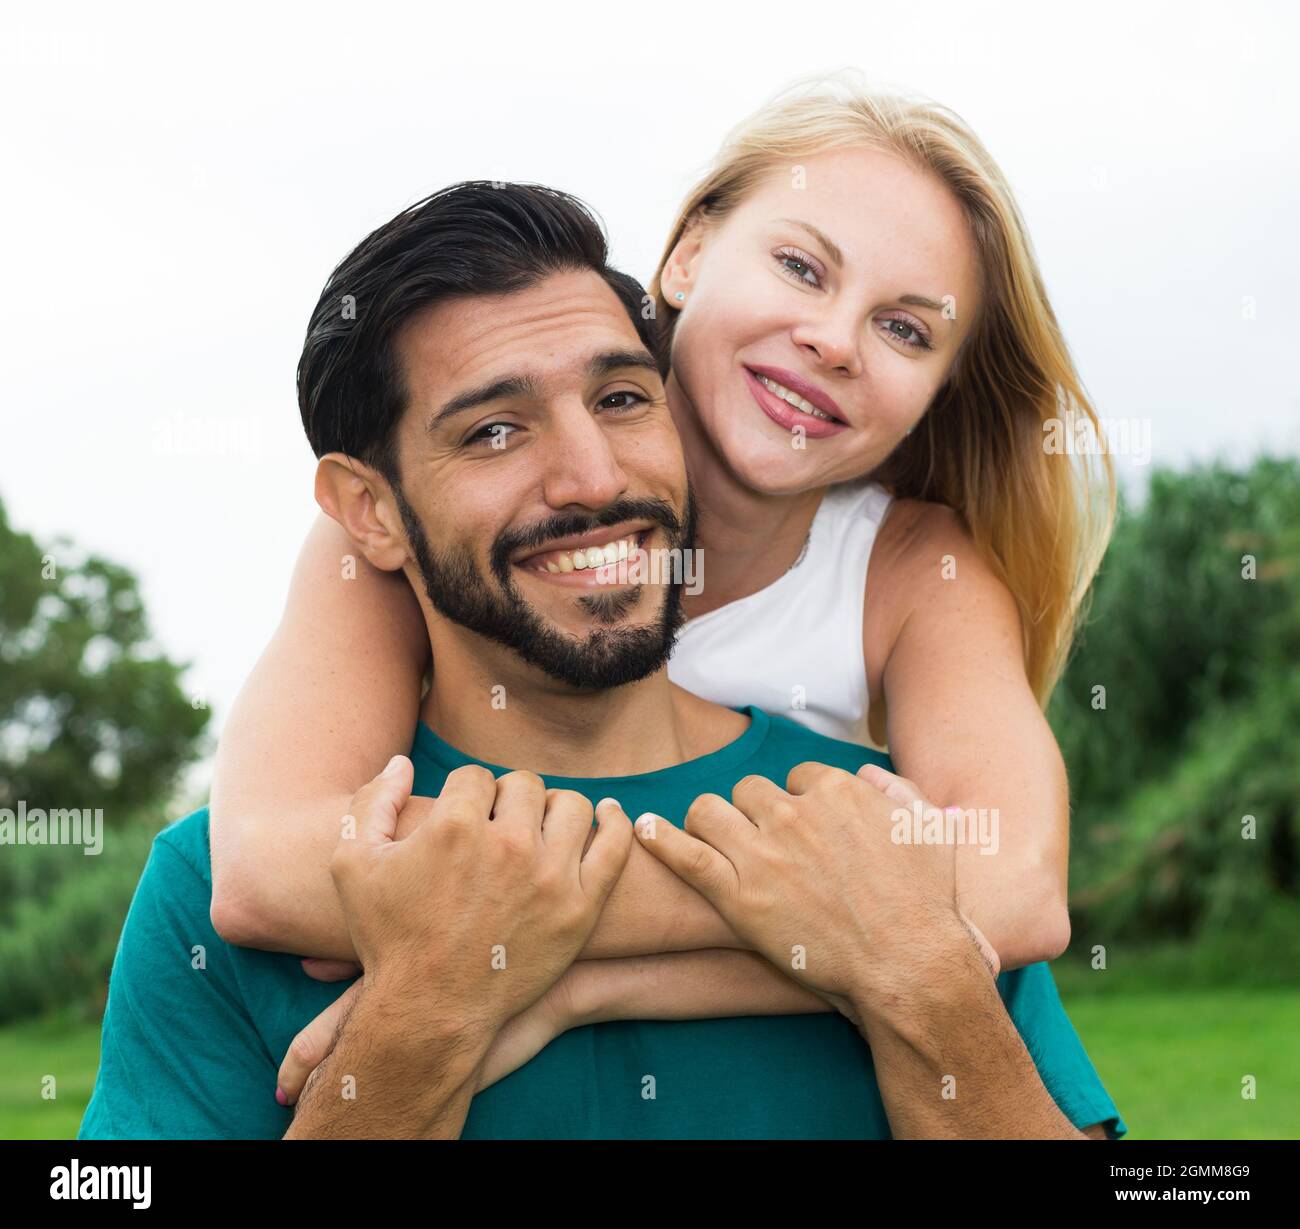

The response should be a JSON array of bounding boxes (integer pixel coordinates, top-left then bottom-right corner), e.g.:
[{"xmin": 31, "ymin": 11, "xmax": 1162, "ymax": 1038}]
[{"xmin": 210, "ymin": 73, "xmax": 1115, "ymax": 1066}]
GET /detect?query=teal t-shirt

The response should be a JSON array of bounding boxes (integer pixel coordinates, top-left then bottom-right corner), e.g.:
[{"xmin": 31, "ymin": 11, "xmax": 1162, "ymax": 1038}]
[{"xmin": 79, "ymin": 705, "xmax": 1126, "ymax": 1140}]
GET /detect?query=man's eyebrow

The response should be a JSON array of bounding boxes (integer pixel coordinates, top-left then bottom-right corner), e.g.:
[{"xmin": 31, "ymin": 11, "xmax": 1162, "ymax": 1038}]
[
  {"xmin": 585, "ymin": 348, "xmax": 660, "ymax": 378},
  {"xmin": 428, "ymin": 349, "xmax": 659, "ymax": 432},
  {"xmin": 429, "ymin": 375, "xmax": 543, "ymax": 431}
]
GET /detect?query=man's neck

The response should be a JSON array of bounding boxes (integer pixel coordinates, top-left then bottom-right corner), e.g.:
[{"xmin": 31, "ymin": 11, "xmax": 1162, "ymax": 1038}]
[{"xmin": 418, "ymin": 626, "xmax": 745, "ymax": 778}]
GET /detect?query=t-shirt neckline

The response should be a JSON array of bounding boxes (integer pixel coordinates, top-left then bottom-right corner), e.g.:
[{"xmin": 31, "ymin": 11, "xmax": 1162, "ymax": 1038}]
[{"xmin": 412, "ymin": 704, "xmax": 771, "ymax": 791}]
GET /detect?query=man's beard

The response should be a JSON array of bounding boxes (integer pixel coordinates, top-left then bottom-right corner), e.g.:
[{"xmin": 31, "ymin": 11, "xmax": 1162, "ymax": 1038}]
[{"xmin": 391, "ymin": 484, "xmax": 695, "ymax": 691}]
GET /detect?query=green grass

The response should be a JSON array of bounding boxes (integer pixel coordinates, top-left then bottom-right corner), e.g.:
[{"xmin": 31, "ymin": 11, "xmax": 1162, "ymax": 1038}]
[
  {"xmin": 2, "ymin": 991, "xmax": 1297, "ymax": 1139},
  {"xmin": 1063, "ymin": 989, "xmax": 1300, "ymax": 1139},
  {"xmin": 0, "ymin": 1010, "xmax": 103, "ymax": 1140}
]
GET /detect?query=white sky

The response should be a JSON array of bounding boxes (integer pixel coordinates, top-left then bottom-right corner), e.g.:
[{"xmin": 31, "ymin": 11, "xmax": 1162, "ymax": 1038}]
[{"xmin": 2, "ymin": 0, "xmax": 1297, "ymax": 783}]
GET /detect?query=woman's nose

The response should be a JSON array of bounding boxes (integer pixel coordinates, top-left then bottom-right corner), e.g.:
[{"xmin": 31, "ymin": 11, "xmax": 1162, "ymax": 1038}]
[{"xmin": 792, "ymin": 304, "xmax": 864, "ymax": 378}]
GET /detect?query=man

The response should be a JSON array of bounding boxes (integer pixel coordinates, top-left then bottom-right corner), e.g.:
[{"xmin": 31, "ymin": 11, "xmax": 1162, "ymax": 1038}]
[{"xmin": 79, "ymin": 183, "xmax": 1124, "ymax": 1140}]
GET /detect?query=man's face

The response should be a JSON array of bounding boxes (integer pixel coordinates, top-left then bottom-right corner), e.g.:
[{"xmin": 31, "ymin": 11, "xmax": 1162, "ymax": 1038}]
[{"xmin": 387, "ymin": 268, "xmax": 693, "ymax": 690}]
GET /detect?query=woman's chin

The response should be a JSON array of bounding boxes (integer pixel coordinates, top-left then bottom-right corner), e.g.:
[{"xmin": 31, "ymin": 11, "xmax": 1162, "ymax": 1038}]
[{"xmin": 722, "ymin": 435, "xmax": 839, "ymax": 497}]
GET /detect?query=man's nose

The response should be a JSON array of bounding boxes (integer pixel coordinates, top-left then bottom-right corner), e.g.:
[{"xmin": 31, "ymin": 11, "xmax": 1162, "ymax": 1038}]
[{"xmin": 538, "ymin": 403, "xmax": 630, "ymax": 511}]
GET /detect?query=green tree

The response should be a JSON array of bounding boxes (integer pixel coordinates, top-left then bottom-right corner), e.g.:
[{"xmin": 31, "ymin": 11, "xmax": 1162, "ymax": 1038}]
[
  {"xmin": 0, "ymin": 494, "xmax": 209, "ymax": 1019},
  {"xmin": 1050, "ymin": 456, "xmax": 1300, "ymax": 957}
]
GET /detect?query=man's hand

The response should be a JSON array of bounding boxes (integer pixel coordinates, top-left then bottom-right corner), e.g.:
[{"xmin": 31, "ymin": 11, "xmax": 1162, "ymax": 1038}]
[
  {"xmin": 633, "ymin": 760, "xmax": 986, "ymax": 1012},
  {"xmin": 278, "ymin": 971, "xmax": 581, "ymax": 1106},
  {"xmin": 329, "ymin": 758, "xmax": 631, "ymax": 1031},
  {"xmin": 634, "ymin": 761, "xmax": 1098, "ymax": 1139},
  {"xmin": 285, "ymin": 756, "xmax": 632, "ymax": 1137}
]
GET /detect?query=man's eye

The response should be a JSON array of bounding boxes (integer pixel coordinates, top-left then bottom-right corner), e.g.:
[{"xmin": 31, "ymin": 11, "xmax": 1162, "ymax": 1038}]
[
  {"xmin": 597, "ymin": 391, "xmax": 648, "ymax": 412},
  {"xmin": 466, "ymin": 422, "xmax": 518, "ymax": 446}
]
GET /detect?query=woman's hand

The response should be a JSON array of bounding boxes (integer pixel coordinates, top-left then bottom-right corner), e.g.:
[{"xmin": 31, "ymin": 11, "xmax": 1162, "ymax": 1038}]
[
  {"xmin": 276, "ymin": 969, "xmax": 584, "ymax": 1107},
  {"xmin": 475, "ymin": 970, "xmax": 582, "ymax": 1090},
  {"xmin": 301, "ymin": 958, "xmax": 363, "ymax": 982}
]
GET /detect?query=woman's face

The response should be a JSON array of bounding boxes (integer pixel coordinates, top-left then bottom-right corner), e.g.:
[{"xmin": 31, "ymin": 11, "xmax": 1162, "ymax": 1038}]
[{"xmin": 661, "ymin": 145, "xmax": 982, "ymax": 494}]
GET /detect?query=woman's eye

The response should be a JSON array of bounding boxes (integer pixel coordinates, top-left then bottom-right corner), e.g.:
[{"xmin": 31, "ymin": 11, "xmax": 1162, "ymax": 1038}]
[
  {"xmin": 774, "ymin": 249, "xmax": 822, "ymax": 287},
  {"xmin": 597, "ymin": 390, "xmax": 648, "ymax": 412},
  {"xmin": 881, "ymin": 318, "xmax": 933, "ymax": 351}
]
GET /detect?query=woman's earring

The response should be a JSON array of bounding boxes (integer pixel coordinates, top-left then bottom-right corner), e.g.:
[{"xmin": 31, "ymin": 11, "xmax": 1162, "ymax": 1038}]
[{"xmin": 674, "ymin": 291, "xmax": 685, "ymax": 302}]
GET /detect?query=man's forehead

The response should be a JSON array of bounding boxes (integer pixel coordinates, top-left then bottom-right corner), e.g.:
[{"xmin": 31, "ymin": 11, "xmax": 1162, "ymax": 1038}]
[{"xmin": 400, "ymin": 271, "xmax": 644, "ymax": 394}]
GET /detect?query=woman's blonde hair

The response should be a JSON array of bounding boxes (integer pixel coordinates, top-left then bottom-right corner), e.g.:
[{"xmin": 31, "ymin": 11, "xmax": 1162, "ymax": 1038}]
[{"xmin": 650, "ymin": 70, "xmax": 1116, "ymax": 706}]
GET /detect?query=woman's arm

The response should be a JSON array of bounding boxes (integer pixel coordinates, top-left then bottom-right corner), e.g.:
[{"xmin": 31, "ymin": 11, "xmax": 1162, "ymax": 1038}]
[
  {"xmin": 277, "ymin": 950, "xmax": 828, "ymax": 1104},
  {"xmin": 863, "ymin": 499, "xmax": 1072, "ymax": 971},
  {"xmin": 209, "ymin": 513, "xmax": 429, "ymax": 955}
]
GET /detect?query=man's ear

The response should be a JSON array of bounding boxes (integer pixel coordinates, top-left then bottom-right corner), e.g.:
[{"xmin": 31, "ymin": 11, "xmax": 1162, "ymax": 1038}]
[
  {"xmin": 314, "ymin": 453, "xmax": 409, "ymax": 572},
  {"xmin": 659, "ymin": 215, "xmax": 706, "ymax": 308}
]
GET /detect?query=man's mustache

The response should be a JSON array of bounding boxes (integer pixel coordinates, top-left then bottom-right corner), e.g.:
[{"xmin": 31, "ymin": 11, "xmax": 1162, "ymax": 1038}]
[{"xmin": 490, "ymin": 497, "xmax": 687, "ymax": 581}]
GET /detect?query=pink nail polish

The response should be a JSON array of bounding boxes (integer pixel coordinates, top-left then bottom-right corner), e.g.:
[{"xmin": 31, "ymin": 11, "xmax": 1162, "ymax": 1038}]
[{"xmin": 275, "ymin": 1086, "xmax": 288, "ymax": 1106}]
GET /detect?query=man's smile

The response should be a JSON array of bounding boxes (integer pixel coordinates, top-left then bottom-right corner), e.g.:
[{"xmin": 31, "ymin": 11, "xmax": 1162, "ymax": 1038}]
[{"xmin": 511, "ymin": 524, "xmax": 655, "ymax": 588}]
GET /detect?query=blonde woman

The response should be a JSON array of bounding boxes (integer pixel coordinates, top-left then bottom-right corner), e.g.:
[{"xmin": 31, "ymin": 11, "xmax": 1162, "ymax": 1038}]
[{"xmin": 210, "ymin": 73, "xmax": 1114, "ymax": 1029}]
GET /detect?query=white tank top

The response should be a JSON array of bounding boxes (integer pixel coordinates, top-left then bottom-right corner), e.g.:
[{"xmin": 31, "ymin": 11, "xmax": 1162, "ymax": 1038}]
[{"xmin": 667, "ymin": 478, "xmax": 894, "ymax": 748}]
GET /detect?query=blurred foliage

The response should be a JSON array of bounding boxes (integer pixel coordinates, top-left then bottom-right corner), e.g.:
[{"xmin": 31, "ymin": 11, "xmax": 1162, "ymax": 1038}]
[
  {"xmin": 1049, "ymin": 456, "xmax": 1300, "ymax": 961},
  {"xmin": 0, "ymin": 494, "xmax": 208, "ymax": 1022},
  {"xmin": 0, "ymin": 496, "xmax": 208, "ymax": 815}
]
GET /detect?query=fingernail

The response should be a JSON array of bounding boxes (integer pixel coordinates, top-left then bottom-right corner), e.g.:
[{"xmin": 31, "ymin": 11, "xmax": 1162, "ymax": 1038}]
[
  {"xmin": 275, "ymin": 1086, "xmax": 288, "ymax": 1106},
  {"xmin": 635, "ymin": 813, "xmax": 661, "ymax": 837},
  {"xmin": 383, "ymin": 755, "xmax": 404, "ymax": 776},
  {"xmin": 596, "ymin": 797, "xmax": 621, "ymax": 812}
]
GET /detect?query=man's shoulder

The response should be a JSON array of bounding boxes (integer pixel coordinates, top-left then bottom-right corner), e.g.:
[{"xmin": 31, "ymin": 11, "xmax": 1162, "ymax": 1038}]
[
  {"xmin": 151, "ymin": 806, "xmax": 214, "ymax": 889},
  {"xmin": 754, "ymin": 709, "xmax": 893, "ymax": 777}
]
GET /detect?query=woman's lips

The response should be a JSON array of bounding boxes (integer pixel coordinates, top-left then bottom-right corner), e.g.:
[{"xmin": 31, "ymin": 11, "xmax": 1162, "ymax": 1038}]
[{"xmin": 743, "ymin": 367, "xmax": 848, "ymax": 439}]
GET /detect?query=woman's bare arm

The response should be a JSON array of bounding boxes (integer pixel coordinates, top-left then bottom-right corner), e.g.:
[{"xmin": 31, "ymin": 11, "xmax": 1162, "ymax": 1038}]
[
  {"xmin": 209, "ymin": 513, "xmax": 430, "ymax": 954},
  {"xmin": 571, "ymin": 948, "xmax": 827, "ymax": 1022},
  {"xmin": 864, "ymin": 500, "xmax": 1072, "ymax": 971}
]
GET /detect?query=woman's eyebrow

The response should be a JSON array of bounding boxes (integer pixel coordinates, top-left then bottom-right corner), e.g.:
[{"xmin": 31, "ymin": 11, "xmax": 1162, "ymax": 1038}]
[
  {"xmin": 899, "ymin": 293, "xmax": 949, "ymax": 316},
  {"xmin": 777, "ymin": 217, "xmax": 845, "ymax": 268},
  {"xmin": 778, "ymin": 219, "xmax": 952, "ymax": 325}
]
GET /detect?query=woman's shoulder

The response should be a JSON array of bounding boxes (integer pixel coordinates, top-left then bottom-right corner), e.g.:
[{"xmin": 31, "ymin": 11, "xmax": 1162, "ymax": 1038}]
[
  {"xmin": 862, "ymin": 496, "xmax": 1013, "ymax": 674},
  {"xmin": 869, "ymin": 495, "xmax": 982, "ymax": 583}
]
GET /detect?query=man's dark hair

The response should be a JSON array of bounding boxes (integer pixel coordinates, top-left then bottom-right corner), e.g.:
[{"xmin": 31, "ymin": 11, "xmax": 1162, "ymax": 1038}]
[{"xmin": 297, "ymin": 181, "xmax": 657, "ymax": 482}]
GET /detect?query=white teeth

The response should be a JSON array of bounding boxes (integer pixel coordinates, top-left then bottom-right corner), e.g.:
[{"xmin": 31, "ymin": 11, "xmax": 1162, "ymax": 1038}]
[
  {"xmin": 758, "ymin": 374, "xmax": 835, "ymax": 421},
  {"xmin": 531, "ymin": 534, "xmax": 641, "ymax": 574}
]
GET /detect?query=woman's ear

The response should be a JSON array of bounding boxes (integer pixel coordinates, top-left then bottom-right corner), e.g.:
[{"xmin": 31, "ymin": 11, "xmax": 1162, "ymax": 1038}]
[
  {"xmin": 314, "ymin": 454, "xmax": 409, "ymax": 572},
  {"xmin": 659, "ymin": 216, "xmax": 706, "ymax": 308}
]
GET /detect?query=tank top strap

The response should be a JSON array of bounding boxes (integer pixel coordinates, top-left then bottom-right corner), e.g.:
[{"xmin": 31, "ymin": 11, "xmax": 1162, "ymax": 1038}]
[{"xmin": 667, "ymin": 479, "xmax": 894, "ymax": 747}]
